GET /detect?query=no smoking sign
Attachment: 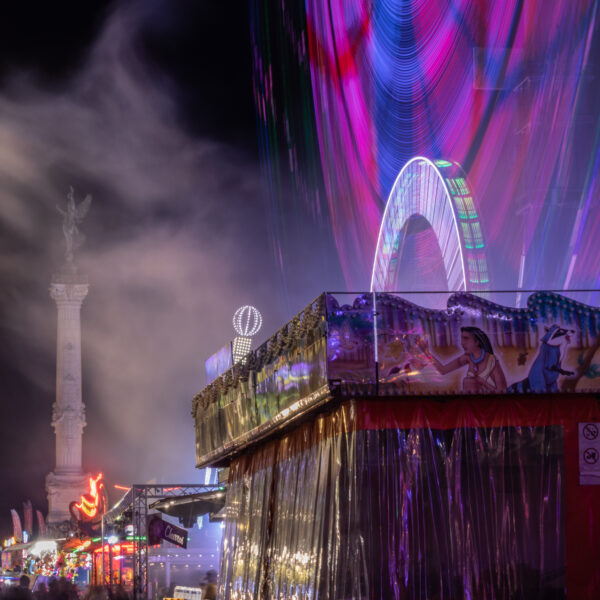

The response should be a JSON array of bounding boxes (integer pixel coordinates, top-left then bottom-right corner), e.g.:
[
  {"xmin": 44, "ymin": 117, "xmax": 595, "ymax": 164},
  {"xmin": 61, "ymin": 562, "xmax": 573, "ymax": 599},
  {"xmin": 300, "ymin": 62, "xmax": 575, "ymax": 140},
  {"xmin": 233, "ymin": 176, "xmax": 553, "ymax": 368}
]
[{"xmin": 579, "ymin": 422, "xmax": 600, "ymax": 485}]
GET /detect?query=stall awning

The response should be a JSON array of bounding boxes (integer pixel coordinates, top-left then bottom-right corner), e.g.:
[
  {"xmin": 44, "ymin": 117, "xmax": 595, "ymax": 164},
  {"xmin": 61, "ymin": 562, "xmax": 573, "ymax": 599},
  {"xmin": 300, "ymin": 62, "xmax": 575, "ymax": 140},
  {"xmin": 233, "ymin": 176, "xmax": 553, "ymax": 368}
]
[
  {"xmin": 2, "ymin": 542, "xmax": 32, "ymax": 552},
  {"xmin": 149, "ymin": 490, "xmax": 226, "ymax": 527}
]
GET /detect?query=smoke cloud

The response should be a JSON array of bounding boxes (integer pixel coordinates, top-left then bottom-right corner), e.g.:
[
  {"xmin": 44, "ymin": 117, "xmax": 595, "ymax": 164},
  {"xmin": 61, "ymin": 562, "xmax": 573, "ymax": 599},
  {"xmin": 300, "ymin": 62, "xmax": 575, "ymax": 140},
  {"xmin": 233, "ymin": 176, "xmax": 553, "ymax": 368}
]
[{"xmin": 0, "ymin": 0, "xmax": 297, "ymax": 526}]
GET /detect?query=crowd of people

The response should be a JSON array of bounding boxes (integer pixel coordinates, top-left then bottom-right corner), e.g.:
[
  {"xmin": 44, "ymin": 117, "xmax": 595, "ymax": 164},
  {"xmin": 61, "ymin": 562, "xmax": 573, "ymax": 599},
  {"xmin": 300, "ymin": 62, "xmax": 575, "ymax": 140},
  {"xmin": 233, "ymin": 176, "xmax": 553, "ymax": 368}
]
[
  {"xmin": 0, "ymin": 576, "xmax": 131, "ymax": 600},
  {"xmin": 0, "ymin": 572, "xmax": 218, "ymax": 600}
]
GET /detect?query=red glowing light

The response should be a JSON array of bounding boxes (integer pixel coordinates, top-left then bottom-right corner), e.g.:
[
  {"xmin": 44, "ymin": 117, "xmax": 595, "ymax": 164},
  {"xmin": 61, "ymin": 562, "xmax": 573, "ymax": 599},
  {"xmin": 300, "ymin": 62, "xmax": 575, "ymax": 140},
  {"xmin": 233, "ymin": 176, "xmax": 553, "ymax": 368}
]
[{"xmin": 69, "ymin": 473, "xmax": 107, "ymax": 521}]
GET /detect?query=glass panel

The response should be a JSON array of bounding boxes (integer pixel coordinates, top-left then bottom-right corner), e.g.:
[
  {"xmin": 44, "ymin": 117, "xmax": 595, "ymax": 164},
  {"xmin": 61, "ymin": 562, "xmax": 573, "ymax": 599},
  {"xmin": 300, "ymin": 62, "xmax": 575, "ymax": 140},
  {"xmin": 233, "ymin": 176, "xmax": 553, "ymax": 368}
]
[{"xmin": 325, "ymin": 292, "xmax": 377, "ymax": 391}]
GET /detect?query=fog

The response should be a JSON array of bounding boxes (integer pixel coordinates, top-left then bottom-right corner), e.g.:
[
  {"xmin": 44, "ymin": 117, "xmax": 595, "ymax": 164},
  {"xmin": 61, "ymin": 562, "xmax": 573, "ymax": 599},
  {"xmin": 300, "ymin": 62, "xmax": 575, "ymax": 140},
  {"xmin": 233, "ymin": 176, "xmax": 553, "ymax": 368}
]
[{"xmin": 0, "ymin": 1, "xmax": 342, "ymax": 532}]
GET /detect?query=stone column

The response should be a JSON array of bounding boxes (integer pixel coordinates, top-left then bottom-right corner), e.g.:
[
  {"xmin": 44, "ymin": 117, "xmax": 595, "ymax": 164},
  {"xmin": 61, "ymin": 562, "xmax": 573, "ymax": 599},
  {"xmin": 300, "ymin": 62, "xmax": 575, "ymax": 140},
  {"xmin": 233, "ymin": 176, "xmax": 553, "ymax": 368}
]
[{"xmin": 46, "ymin": 280, "xmax": 90, "ymax": 525}]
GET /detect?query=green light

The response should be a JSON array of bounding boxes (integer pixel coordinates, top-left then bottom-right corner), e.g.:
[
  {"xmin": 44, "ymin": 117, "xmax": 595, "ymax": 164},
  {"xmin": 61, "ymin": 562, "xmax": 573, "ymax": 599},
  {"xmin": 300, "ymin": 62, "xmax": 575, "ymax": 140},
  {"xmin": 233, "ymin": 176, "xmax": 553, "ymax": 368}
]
[
  {"xmin": 453, "ymin": 197, "xmax": 468, "ymax": 219},
  {"xmin": 463, "ymin": 197, "xmax": 478, "ymax": 218},
  {"xmin": 460, "ymin": 223, "xmax": 472, "ymax": 243},
  {"xmin": 453, "ymin": 178, "xmax": 470, "ymax": 195},
  {"xmin": 446, "ymin": 179, "xmax": 458, "ymax": 195},
  {"xmin": 435, "ymin": 159, "xmax": 452, "ymax": 168},
  {"xmin": 471, "ymin": 222, "xmax": 484, "ymax": 246}
]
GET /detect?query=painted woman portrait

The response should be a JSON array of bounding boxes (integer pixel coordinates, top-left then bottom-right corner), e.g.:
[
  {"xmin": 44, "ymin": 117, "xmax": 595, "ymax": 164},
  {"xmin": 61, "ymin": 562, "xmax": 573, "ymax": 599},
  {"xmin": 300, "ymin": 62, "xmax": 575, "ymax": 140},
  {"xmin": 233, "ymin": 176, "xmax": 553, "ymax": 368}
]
[{"xmin": 421, "ymin": 326, "xmax": 507, "ymax": 393}]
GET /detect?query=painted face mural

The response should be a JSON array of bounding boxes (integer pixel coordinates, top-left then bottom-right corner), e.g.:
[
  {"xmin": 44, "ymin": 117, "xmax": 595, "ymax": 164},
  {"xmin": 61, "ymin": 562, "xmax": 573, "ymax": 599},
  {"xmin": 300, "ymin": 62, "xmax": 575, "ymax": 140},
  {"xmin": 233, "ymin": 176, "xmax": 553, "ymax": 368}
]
[{"xmin": 460, "ymin": 331, "xmax": 479, "ymax": 354}]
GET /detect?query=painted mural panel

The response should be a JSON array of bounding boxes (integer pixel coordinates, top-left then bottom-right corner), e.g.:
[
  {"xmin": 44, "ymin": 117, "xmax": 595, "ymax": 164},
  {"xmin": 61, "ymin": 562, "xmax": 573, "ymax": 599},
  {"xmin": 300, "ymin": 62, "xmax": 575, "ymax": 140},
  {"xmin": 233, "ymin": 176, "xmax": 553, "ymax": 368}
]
[{"xmin": 326, "ymin": 292, "xmax": 600, "ymax": 395}]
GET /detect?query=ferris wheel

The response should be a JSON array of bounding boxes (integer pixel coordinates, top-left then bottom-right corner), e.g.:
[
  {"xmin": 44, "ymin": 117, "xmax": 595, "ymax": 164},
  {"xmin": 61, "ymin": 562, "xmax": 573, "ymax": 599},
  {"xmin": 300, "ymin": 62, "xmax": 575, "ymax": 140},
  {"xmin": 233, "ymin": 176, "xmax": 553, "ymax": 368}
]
[{"xmin": 371, "ymin": 157, "xmax": 490, "ymax": 294}]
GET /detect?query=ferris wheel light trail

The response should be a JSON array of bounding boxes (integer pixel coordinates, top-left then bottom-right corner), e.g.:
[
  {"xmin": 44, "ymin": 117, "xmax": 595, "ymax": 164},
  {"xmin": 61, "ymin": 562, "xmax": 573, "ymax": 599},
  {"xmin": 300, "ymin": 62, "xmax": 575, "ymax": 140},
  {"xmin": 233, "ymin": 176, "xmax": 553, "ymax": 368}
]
[{"xmin": 371, "ymin": 157, "xmax": 490, "ymax": 294}]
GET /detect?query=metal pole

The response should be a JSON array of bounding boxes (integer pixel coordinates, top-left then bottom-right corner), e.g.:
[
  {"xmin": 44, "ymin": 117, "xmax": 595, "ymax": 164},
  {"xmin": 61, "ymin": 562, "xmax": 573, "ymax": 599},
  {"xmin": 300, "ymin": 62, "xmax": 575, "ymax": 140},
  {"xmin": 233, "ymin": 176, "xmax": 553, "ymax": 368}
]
[
  {"xmin": 373, "ymin": 291, "xmax": 380, "ymax": 395},
  {"xmin": 133, "ymin": 487, "xmax": 139, "ymax": 600},
  {"xmin": 109, "ymin": 544, "xmax": 113, "ymax": 590},
  {"xmin": 101, "ymin": 514, "xmax": 105, "ymax": 587},
  {"xmin": 143, "ymin": 488, "xmax": 149, "ymax": 600}
]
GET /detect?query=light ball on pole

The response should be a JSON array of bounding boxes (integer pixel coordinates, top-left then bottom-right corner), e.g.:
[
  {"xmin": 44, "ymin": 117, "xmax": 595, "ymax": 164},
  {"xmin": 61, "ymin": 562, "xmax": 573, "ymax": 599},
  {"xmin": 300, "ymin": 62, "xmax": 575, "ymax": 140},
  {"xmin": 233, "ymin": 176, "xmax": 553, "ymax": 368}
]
[{"xmin": 233, "ymin": 305, "xmax": 263, "ymax": 338}]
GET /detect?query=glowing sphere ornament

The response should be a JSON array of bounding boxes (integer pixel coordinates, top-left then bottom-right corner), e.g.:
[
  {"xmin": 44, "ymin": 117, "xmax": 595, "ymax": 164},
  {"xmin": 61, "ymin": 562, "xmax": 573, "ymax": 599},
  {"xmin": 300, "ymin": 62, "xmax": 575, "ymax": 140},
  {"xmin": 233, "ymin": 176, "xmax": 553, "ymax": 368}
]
[
  {"xmin": 232, "ymin": 305, "xmax": 263, "ymax": 365},
  {"xmin": 233, "ymin": 305, "xmax": 263, "ymax": 338}
]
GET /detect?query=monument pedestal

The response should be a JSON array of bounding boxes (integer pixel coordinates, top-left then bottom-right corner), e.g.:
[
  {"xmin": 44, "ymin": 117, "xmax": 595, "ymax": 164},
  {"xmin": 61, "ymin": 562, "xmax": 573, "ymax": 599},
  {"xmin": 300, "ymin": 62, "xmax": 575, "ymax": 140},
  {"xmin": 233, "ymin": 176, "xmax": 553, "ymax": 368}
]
[{"xmin": 46, "ymin": 471, "xmax": 90, "ymax": 525}]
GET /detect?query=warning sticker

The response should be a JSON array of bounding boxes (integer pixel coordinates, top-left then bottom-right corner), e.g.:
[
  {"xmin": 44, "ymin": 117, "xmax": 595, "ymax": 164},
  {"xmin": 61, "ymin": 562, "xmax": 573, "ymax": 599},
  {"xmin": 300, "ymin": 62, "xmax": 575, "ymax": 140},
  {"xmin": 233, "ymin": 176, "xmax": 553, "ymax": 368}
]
[
  {"xmin": 582, "ymin": 423, "xmax": 599, "ymax": 441},
  {"xmin": 583, "ymin": 447, "xmax": 599, "ymax": 465},
  {"xmin": 579, "ymin": 423, "xmax": 600, "ymax": 485}
]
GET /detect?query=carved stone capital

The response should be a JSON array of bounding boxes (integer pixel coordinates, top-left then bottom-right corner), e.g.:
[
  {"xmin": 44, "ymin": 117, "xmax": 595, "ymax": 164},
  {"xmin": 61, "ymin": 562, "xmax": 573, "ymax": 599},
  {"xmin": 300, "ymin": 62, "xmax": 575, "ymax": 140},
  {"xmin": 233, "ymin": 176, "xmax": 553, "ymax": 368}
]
[{"xmin": 49, "ymin": 283, "xmax": 89, "ymax": 304}]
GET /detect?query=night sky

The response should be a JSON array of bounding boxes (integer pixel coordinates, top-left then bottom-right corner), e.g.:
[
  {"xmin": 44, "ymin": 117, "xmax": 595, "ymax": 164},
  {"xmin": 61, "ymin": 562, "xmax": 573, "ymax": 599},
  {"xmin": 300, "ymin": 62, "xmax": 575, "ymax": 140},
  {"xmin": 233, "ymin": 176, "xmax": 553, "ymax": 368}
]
[{"xmin": 0, "ymin": 1, "xmax": 344, "ymax": 537}]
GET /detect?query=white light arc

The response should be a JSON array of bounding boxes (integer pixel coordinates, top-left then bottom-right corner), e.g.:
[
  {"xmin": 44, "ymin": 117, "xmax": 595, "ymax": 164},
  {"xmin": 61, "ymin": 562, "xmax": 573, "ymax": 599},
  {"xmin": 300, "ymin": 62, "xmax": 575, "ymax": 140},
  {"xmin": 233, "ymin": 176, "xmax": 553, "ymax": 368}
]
[{"xmin": 371, "ymin": 156, "xmax": 490, "ymax": 293}]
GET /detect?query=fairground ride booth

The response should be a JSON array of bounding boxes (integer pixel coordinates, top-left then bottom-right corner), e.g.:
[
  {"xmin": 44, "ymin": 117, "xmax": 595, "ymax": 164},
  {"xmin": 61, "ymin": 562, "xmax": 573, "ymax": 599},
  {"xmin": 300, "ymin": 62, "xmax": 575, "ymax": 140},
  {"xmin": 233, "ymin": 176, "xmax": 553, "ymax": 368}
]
[
  {"xmin": 2, "ymin": 537, "xmax": 92, "ymax": 589},
  {"xmin": 193, "ymin": 291, "xmax": 600, "ymax": 600},
  {"xmin": 97, "ymin": 484, "xmax": 225, "ymax": 600},
  {"xmin": 1, "ymin": 540, "xmax": 31, "ymax": 585}
]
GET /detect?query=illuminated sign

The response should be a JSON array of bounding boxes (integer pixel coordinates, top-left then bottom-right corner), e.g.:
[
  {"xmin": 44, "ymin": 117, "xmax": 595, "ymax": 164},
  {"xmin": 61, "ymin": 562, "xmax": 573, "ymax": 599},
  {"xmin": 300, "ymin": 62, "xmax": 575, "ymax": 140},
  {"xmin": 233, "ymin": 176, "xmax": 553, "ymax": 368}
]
[
  {"xmin": 147, "ymin": 515, "xmax": 188, "ymax": 549},
  {"xmin": 69, "ymin": 473, "xmax": 107, "ymax": 521},
  {"xmin": 232, "ymin": 336, "xmax": 252, "ymax": 365},
  {"xmin": 28, "ymin": 541, "xmax": 57, "ymax": 557}
]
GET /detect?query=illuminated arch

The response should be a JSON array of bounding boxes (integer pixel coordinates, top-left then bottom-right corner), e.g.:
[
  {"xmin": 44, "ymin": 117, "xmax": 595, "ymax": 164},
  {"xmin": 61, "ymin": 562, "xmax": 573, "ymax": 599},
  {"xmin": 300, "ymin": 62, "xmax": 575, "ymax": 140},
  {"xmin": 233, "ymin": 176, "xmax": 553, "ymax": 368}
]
[{"xmin": 371, "ymin": 157, "xmax": 490, "ymax": 293}]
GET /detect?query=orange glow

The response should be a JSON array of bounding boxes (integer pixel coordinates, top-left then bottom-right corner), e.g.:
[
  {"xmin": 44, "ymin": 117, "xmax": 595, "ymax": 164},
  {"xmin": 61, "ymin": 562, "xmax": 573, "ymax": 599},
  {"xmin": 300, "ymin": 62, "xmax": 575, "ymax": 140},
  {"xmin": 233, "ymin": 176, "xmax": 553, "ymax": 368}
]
[
  {"xmin": 113, "ymin": 484, "xmax": 130, "ymax": 491},
  {"xmin": 93, "ymin": 541, "xmax": 134, "ymax": 555},
  {"xmin": 73, "ymin": 473, "xmax": 105, "ymax": 519},
  {"xmin": 75, "ymin": 540, "xmax": 92, "ymax": 552}
]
